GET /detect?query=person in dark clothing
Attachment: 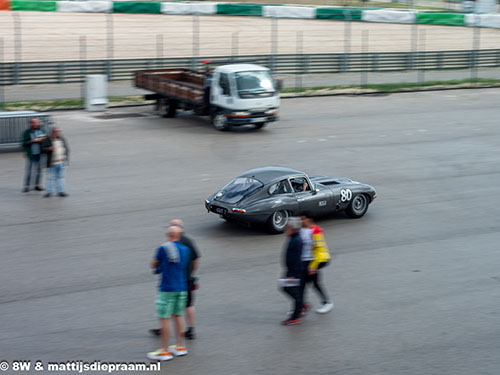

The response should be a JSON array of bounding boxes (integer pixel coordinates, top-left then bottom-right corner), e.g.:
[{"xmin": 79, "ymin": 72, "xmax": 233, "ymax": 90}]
[
  {"xmin": 280, "ymin": 217, "xmax": 304, "ymax": 326},
  {"xmin": 150, "ymin": 219, "xmax": 201, "ymax": 339},
  {"xmin": 22, "ymin": 117, "xmax": 46, "ymax": 192}
]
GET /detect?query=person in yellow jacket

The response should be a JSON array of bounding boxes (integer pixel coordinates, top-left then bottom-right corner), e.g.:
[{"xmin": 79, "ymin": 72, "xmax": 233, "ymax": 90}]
[{"xmin": 301, "ymin": 214, "xmax": 334, "ymax": 314}]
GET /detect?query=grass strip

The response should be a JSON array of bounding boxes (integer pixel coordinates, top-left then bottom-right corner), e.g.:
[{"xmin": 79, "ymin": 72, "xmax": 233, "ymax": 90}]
[{"xmin": 2, "ymin": 79, "xmax": 500, "ymax": 111}]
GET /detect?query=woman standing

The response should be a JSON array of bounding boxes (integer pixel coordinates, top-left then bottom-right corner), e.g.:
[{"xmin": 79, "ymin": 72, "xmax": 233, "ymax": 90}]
[{"xmin": 42, "ymin": 128, "xmax": 69, "ymax": 197}]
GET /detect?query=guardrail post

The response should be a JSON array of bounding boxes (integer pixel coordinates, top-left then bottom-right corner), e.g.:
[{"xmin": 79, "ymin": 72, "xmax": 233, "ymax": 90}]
[
  {"xmin": 106, "ymin": 11, "xmax": 114, "ymax": 81},
  {"xmin": 342, "ymin": 11, "xmax": 351, "ymax": 72},
  {"xmin": 12, "ymin": 12, "xmax": 22, "ymax": 85},
  {"xmin": 231, "ymin": 32, "xmax": 239, "ymax": 63},
  {"xmin": 418, "ymin": 30, "xmax": 426, "ymax": 83},
  {"xmin": 270, "ymin": 17, "xmax": 278, "ymax": 74},
  {"xmin": 80, "ymin": 36, "xmax": 87, "ymax": 107},
  {"xmin": 471, "ymin": 14, "xmax": 481, "ymax": 82},
  {"xmin": 304, "ymin": 54, "xmax": 309, "ymax": 75},
  {"xmin": 157, "ymin": 34, "xmax": 164, "ymax": 69},
  {"xmin": 58, "ymin": 62, "xmax": 65, "ymax": 84},
  {"xmin": 373, "ymin": 53, "xmax": 379, "ymax": 72},
  {"xmin": 295, "ymin": 31, "xmax": 303, "ymax": 92},
  {"xmin": 409, "ymin": 16, "xmax": 418, "ymax": 71},
  {"xmin": 191, "ymin": 13, "xmax": 200, "ymax": 70},
  {"xmin": 0, "ymin": 38, "xmax": 4, "ymax": 108},
  {"xmin": 437, "ymin": 52, "xmax": 443, "ymax": 70},
  {"xmin": 361, "ymin": 30, "xmax": 368, "ymax": 88}
]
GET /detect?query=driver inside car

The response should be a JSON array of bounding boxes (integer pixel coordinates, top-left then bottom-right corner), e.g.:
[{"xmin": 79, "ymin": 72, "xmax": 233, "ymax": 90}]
[{"xmin": 291, "ymin": 178, "xmax": 310, "ymax": 193}]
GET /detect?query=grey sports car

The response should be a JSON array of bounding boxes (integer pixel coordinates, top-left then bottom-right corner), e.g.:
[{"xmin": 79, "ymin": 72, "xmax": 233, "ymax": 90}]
[{"xmin": 205, "ymin": 166, "xmax": 377, "ymax": 233}]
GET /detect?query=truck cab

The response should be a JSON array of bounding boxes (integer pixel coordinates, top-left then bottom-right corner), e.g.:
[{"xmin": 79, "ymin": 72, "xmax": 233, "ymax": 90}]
[{"xmin": 209, "ymin": 64, "xmax": 280, "ymax": 131}]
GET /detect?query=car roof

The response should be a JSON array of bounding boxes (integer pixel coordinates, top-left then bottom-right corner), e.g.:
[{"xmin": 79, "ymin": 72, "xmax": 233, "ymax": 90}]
[
  {"xmin": 238, "ymin": 167, "xmax": 305, "ymax": 184},
  {"xmin": 218, "ymin": 64, "xmax": 270, "ymax": 74}
]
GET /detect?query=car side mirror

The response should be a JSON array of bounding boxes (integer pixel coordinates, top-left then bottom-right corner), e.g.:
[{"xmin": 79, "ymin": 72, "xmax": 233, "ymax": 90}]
[{"xmin": 312, "ymin": 188, "xmax": 319, "ymax": 195}]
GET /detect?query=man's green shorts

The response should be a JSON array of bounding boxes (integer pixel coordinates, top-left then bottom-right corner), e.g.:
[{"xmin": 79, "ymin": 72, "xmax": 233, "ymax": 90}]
[{"xmin": 156, "ymin": 291, "xmax": 188, "ymax": 318}]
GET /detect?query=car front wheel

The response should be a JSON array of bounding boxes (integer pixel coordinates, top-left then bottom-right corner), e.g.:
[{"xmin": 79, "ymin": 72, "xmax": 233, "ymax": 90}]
[
  {"xmin": 345, "ymin": 194, "xmax": 369, "ymax": 218},
  {"xmin": 266, "ymin": 210, "xmax": 289, "ymax": 234}
]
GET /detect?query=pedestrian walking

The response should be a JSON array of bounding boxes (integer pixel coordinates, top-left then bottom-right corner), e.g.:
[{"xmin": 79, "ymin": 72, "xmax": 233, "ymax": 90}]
[
  {"xmin": 42, "ymin": 127, "xmax": 69, "ymax": 197},
  {"xmin": 22, "ymin": 117, "xmax": 46, "ymax": 192},
  {"xmin": 280, "ymin": 217, "xmax": 304, "ymax": 326},
  {"xmin": 150, "ymin": 219, "xmax": 201, "ymax": 340},
  {"xmin": 301, "ymin": 213, "xmax": 333, "ymax": 314},
  {"xmin": 299, "ymin": 214, "xmax": 314, "ymax": 315},
  {"xmin": 147, "ymin": 226, "xmax": 190, "ymax": 361}
]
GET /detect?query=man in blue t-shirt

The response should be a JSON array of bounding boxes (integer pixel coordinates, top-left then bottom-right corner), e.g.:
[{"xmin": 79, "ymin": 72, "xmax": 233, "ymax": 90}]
[{"xmin": 147, "ymin": 226, "xmax": 190, "ymax": 361}]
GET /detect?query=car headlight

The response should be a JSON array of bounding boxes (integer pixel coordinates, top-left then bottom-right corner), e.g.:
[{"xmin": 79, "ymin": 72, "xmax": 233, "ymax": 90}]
[
  {"xmin": 230, "ymin": 111, "xmax": 251, "ymax": 117},
  {"xmin": 265, "ymin": 109, "xmax": 278, "ymax": 115}
]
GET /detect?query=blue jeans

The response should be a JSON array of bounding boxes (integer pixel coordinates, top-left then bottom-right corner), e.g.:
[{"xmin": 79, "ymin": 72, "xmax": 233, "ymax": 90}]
[
  {"xmin": 46, "ymin": 163, "xmax": 66, "ymax": 194},
  {"xmin": 24, "ymin": 154, "xmax": 42, "ymax": 188}
]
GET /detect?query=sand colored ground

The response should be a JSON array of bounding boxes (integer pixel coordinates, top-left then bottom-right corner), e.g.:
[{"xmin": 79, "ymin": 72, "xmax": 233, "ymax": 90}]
[{"xmin": 1, "ymin": 11, "xmax": 499, "ymax": 62}]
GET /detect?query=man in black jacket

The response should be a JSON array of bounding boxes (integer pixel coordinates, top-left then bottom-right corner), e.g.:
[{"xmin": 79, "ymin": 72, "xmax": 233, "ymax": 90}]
[
  {"xmin": 280, "ymin": 217, "xmax": 304, "ymax": 326},
  {"xmin": 21, "ymin": 117, "xmax": 46, "ymax": 192}
]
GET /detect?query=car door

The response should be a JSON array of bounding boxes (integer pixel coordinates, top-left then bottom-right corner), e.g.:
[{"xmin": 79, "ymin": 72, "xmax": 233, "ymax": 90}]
[
  {"xmin": 290, "ymin": 176, "xmax": 332, "ymax": 216},
  {"xmin": 210, "ymin": 72, "xmax": 232, "ymax": 109},
  {"xmin": 267, "ymin": 179, "xmax": 299, "ymax": 212}
]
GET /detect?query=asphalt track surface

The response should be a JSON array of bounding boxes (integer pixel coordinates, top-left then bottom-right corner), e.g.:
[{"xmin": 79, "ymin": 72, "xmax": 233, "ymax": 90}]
[{"xmin": 1, "ymin": 89, "xmax": 500, "ymax": 374}]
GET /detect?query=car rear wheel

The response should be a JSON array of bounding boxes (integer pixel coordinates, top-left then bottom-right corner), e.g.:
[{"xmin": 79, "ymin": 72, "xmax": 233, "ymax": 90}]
[
  {"xmin": 266, "ymin": 210, "xmax": 289, "ymax": 234},
  {"xmin": 345, "ymin": 194, "xmax": 369, "ymax": 218}
]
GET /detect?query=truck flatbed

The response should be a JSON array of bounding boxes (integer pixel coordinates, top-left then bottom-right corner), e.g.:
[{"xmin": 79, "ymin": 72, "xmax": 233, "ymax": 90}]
[{"xmin": 135, "ymin": 68, "xmax": 206, "ymax": 106}]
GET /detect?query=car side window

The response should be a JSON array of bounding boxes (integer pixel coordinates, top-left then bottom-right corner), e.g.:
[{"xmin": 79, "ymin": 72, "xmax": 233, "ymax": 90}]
[
  {"xmin": 219, "ymin": 73, "xmax": 230, "ymax": 96},
  {"xmin": 269, "ymin": 180, "xmax": 292, "ymax": 195},
  {"xmin": 290, "ymin": 177, "xmax": 311, "ymax": 193}
]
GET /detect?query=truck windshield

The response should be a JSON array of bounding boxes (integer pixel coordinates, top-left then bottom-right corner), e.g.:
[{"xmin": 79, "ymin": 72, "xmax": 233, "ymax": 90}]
[
  {"xmin": 218, "ymin": 177, "xmax": 263, "ymax": 203},
  {"xmin": 235, "ymin": 71, "xmax": 275, "ymax": 98}
]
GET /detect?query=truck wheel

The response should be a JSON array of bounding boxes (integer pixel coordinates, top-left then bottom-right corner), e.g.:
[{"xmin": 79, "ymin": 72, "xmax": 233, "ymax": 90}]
[
  {"xmin": 254, "ymin": 122, "xmax": 267, "ymax": 130},
  {"xmin": 160, "ymin": 99, "xmax": 177, "ymax": 118},
  {"xmin": 212, "ymin": 111, "xmax": 231, "ymax": 131}
]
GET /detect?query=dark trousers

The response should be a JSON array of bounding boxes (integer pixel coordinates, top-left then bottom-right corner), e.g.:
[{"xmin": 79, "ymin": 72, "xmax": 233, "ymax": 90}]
[
  {"xmin": 282, "ymin": 285, "xmax": 303, "ymax": 320},
  {"xmin": 24, "ymin": 154, "xmax": 42, "ymax": 188},
  {"xmin": 301, "ymin": 261, "xmax": 330, "ymax": 305}
]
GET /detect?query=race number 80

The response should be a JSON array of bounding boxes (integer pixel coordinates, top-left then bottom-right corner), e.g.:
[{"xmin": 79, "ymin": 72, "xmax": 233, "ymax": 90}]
[{"xmin": 340, "ymin": 189, "xmax": 352, "ymax": 202}]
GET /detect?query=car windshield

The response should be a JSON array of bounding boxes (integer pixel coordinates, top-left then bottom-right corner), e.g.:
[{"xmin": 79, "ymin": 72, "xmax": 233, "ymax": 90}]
[
  {"xmin": 219, "ymin": 177, "xmax": 263, "ymax": 203},
  {"xmin": 235, "ymin": 70, "xmax": 275, "ymax": 97}
]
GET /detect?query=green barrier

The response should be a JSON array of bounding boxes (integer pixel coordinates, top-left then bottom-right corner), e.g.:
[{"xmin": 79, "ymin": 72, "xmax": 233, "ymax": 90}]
[
  {"xmin": 216, "ymin": 3, "xmax": 263, "ymax": 17},
  {"xmin": 416, "ymin": 12, "xmax": 465, "ymax": 26},
  {"xmin": 316, "ymin": 8, "xmax": 363, "ymax": 21},
  {"xmin": 11, "ymin": 0, "xmax": 57, "ymax": 12},
  {"xmin": 113, "ymin": 1, "xmax": 161, "ymax": 14}
]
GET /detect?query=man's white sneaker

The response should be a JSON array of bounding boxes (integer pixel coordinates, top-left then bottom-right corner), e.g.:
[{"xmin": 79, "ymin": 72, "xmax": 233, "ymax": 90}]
[
  {"xmin": 316, "ymin": 302, "xmax": 334, "ymax": 314},
  {"xmin": 168, "ymin": 345, "xmax": 188, "ymax": 356}
]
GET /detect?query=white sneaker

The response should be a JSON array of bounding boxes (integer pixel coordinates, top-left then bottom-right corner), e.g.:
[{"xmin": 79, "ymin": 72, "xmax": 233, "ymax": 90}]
[
  {"xmin": 147, "ymin": 348, "xmax": 173, "ymax": 361},
  {"xmin": 316, "ymin": 302, "xmax": 334, "ymax": 314},
  {"xmin": 168, "ymin": 345, "xmax": 188, "ymax": 356}
]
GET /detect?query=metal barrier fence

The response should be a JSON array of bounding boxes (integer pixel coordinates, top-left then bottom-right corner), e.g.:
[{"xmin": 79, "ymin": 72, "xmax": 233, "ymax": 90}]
[
  {"xmin": 1, "ymin": 50, "xmax": 500, "ymax": 86},
  {"xmin": 0, "ymin": 111, "xmax": 52, "ymax": 146}
]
